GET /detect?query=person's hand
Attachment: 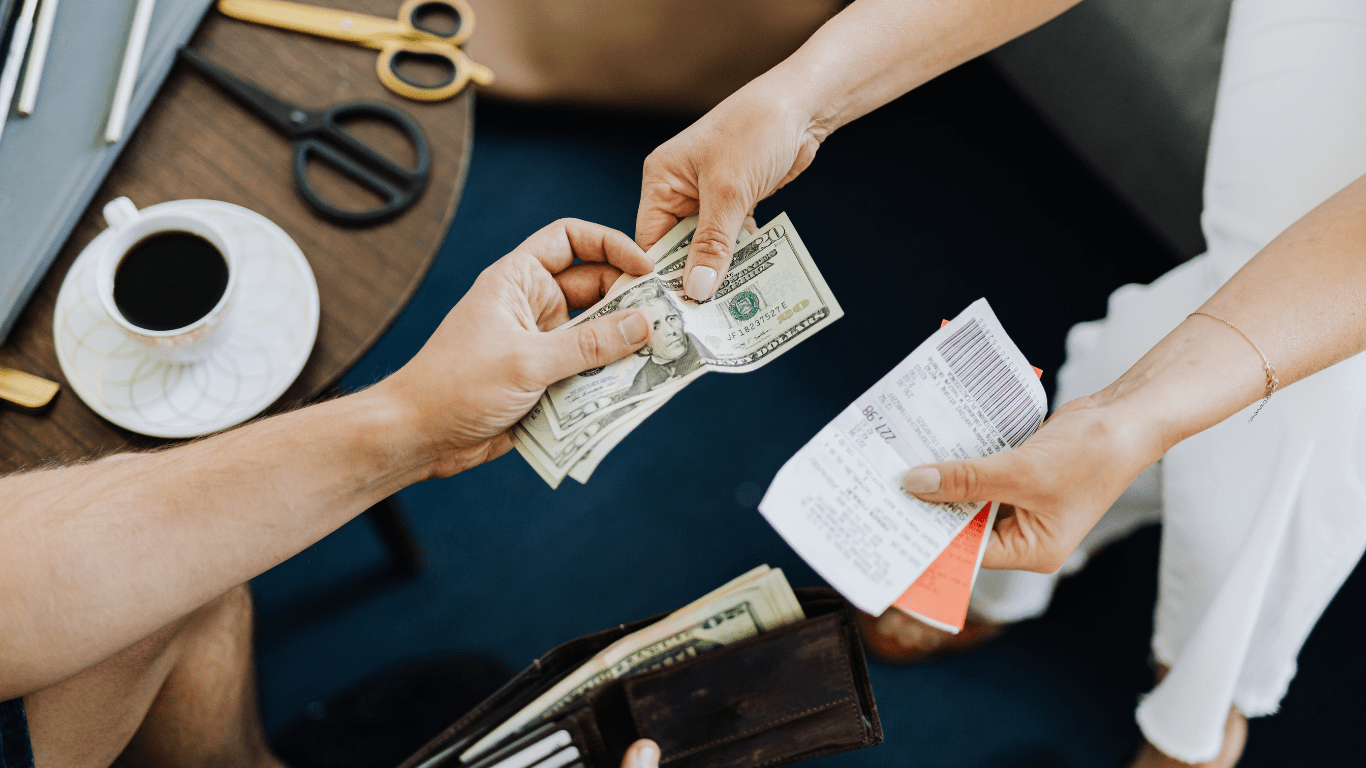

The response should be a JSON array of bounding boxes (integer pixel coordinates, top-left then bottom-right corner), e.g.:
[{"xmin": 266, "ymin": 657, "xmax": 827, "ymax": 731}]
[
  {"xmin": 622, "ymin": 740, "xmax": 660, "ymax": 768},
  {"xmin": 901, "ymin": 396, "xmax": 1165, "ymax": 572},
  {"xmin": 373, "ymin": 219, "xmax": 655, "ymax": 478},
  {"xmin": 636, "ymin": 78, "xmax": 828, "ymax": 301}
]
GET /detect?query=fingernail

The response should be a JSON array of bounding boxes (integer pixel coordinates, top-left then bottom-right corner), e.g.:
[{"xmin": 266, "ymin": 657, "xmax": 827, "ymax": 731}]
[
  {"xmin": 903, "ymin": 467, "xmax": 941, "ymax": 494},
  {"xmin": 633, "ymin": 741, "xmax": 660, "ymax": 768},
  {"xmin": 684, "ymin": 266, "xmax": 718, "ymax": 300},
  {"xmin": 619, "ymin": 312, "xmax": 649, "ymax": 345}
]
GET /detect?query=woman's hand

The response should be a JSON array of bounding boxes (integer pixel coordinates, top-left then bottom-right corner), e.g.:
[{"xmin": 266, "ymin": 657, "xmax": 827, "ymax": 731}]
[
  {"xmin": 374, "ymin": 219, "xmax": 655, "ymax": 479},
  {"xmin": 634, "ymin": 0, "xmax": 1088, "ymax": 304},
  {"xmin": 911, "ymin": 167, "xmax": 1366, "ymax": 573},
  {"xmin": 902, "ymin": 396, "xmax": 1164, "ymax": 573},
  {"xmin": 636, "ymin": 77, "xmax": 828, "ymax": 301}
]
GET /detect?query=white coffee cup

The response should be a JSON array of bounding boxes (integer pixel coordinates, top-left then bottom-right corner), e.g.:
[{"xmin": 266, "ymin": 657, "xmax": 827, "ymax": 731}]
[{"xmin": 97, "ymin": 197, "xmax": 238, "ymax": 363}]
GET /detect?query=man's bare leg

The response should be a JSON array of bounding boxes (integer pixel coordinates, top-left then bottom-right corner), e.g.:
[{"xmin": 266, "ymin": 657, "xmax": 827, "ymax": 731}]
[
  {"xmin": 1128, "ymin": 664, "xmax": 1247, "ymax": 768},
  {"xmin": 23, "ymin": 585, "xmax": 284, "ymax": 768}
]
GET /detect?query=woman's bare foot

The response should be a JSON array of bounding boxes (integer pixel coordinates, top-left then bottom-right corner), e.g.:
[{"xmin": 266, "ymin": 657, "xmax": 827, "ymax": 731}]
[
  {"xmin": 1128, "ymin": 665, "xmax": 1247, "ymax": 768},
  {"xmin": 856, "ymin": 609, "xmax": 1004, "ymax": 664}
]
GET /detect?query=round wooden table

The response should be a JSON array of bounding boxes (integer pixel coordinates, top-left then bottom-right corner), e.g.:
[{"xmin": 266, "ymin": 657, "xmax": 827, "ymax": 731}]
[
  {"xmin": 0, "ymin": 2, "xmax": 473, "ymax": 571},
  {"xmin": 0, "ymin": 1, "xmax": 473, "ymax": 474}
]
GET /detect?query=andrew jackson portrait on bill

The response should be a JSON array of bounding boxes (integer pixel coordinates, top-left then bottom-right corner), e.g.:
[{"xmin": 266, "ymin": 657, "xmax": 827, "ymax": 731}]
[{"xmin": 531, "ymin": 213, "xmax": 844, "ymax": 439}]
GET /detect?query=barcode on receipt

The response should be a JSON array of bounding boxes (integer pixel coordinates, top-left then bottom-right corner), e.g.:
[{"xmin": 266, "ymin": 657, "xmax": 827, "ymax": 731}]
[{"xmin": 936, "ymin": 318, "xmax": 1043, "ymax": 448}]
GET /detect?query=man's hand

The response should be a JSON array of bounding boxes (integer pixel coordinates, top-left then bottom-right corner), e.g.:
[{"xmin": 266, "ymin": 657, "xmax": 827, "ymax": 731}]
[
  {"xmin": 622, "ymin": 740, "xmax": 660, "ymax": 768},
  {"xmin": 901, "ymin": 396, "xmax": 1163, "ymax": 573},
  {"xmin": 0, "ymin": 218, "xmax": 655, "ymax": 697},
  {"xmin": 375, "ymin": 219, "xmax": 654, "ymax": 478},
  {"xmin": 636, "ymin": 79, "xmax": 826, "ymax": 301}
]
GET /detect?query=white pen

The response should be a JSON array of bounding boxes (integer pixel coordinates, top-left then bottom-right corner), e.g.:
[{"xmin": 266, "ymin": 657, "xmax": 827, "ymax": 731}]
[
  {"xmin": 104, "ymin": 0, "xmax": 156, "ymax": 144},
  {"xmin": 0, "ymin": 0, "xmax": 41, "ymax": 144},
  {"xmin": 17, "ymin": 0, "xmax": 58, "ymax": 114}
]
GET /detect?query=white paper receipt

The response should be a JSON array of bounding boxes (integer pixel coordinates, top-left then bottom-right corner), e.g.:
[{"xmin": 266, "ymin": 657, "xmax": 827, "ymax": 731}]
[{"xmin": 759, "ymin": 298, "xmax": 1047, "ymax": 614}]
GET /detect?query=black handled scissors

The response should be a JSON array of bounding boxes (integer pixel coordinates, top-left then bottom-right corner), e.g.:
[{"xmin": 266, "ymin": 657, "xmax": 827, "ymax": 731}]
[{"xmin": 178, "ymin": 47, "xmax": 431, "ymax": 225}]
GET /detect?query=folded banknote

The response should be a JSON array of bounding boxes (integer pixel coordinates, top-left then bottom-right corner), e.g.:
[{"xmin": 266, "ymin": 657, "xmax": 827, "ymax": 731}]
[{"xmin": 513, "ymin": 213, "xmax": 842, "ymax": 488}]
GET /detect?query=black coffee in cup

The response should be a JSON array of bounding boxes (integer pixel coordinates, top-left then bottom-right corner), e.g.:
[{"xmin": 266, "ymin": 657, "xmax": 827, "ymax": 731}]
[{"xmin": 113, "ymin": 232, "xmax": 230, "ymax": 332}]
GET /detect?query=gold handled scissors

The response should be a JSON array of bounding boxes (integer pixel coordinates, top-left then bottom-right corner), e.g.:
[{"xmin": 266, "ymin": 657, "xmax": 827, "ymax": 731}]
[{"xmin": 217, "ymin": 0, "xmax": 494, "ymax": 101}]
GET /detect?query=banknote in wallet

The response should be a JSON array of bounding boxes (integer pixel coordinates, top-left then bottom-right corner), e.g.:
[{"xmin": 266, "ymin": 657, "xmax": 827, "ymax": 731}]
[{"xmin": 397, "ymin": 567, "xmax": 882, "ymax": 768}]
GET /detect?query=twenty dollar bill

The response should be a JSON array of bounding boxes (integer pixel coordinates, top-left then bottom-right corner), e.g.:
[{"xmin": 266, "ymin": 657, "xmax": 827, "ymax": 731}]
[{"xmin": 513, "ymin": 213, "xmax": 842, "ymax": 486}]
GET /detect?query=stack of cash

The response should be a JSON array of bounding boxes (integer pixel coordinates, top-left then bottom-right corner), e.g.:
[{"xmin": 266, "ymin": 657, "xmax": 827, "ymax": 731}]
[
  {"xmin": 460, "ymin": 565, "xmax": 805, "ymax": 762},
  {"xmin": 513, "ymin": 213, "xmax": 843, "ymax": 487}
]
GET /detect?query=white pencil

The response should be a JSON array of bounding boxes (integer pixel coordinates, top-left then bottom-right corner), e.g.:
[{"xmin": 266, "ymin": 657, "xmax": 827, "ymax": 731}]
[
  {"xmin": 104, "ymin": 0, "xmax": 156, "ymax": 144},
  {"xmin": 0, "ymin": 0, "xmax": 41, "ymax": 144},
  {"xmin": 17, "ymin": 0, "xmax": 59, "ymax": 115}
]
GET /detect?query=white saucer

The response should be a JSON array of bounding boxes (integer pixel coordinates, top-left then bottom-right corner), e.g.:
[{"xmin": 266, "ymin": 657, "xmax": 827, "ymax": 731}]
[{"xmin": 54, "ymin": 200, "xmax": 320, "ymax": 439}]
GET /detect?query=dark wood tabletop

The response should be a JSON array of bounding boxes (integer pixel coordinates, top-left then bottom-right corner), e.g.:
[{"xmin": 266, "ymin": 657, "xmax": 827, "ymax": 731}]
[{"xmin": 0, "ymin": 1, "xmax": 473, "ymax": 473}]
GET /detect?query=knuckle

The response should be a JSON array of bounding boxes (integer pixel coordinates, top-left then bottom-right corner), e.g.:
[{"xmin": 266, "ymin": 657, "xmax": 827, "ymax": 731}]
[
  {"xmin": 945, "ymin": 462, "xmax": 985, "ymax": 500},
  {"xmin": 708, "ymin": 179, "xmax": 744, "ymax": 202},
  {"xmin": 640, "ymin": 181, "xmax": 691, "ymax": 219},
  {"xmin": 643, "ymin": 139, "xmax": 684, "ymax": 169},
  {"xmin": 506, "ymin": 249, "xmax": 537, "ymax": 269},
  {"xmin": 476, "ymin": 258, "xmax": 507, "ymax": 280},
  {"xmin": 690, "ymin": 232, "xmax": 733, "ymax": 267},
  {"xmin": 577, "ymin": 325, "xmax": 609, "ymax": 365},
  {"xmin": 640, "ymin": 177, "xmax": 673, "ymax": 199}
]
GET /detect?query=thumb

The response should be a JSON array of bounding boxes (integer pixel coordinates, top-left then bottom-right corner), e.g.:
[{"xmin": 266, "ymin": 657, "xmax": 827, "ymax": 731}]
[
  {"xmin": 901, "ymin": 451, "xmax": 1025, "ymax": 505},
  {"xmin": 536, "ymin": 309, "xmax": 651, "ymax": 384},
  {"xmin": 622, "ymin": 740, "xmax": 660, "ymax": 768},
  {"xmin": 683, "ymin": 183, "xmax": 752, "ymax": 301}
]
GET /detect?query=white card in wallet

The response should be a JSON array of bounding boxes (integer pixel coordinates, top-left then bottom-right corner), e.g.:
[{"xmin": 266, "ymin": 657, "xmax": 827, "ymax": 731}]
[{"xmin": 759, "ymin": 298, "xmax": 1047, "ymax": 615}]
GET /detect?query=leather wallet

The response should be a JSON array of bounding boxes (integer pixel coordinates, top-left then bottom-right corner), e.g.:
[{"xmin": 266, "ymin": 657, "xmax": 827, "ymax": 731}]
[{"xmin": 399, "ymin": 587, "xmax": 882, "ymax": 768}]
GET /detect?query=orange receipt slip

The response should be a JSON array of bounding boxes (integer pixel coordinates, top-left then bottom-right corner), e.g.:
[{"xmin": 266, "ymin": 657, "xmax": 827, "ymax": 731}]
[{"xmin": 893, "ymin": 502, "xmax": 995, "ymax": 633}]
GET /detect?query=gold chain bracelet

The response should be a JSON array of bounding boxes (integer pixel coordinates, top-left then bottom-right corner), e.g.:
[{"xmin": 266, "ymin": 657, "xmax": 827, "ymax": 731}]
[{"xmin": 1188, "ymin": 312, "xmax": 1279, "ymax": 422}]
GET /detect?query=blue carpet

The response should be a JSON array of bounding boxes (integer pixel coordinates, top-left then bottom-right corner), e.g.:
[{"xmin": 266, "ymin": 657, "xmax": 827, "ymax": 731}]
[{"xmin": 252, "ymin": 61, "xmax": 1364, "ymax": 767}]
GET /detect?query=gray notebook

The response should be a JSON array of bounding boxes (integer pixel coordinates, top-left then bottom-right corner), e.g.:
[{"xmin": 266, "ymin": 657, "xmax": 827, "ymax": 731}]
[{"xmin": 0, "ymin": 0, "xmax": 214, "ymax": 343}]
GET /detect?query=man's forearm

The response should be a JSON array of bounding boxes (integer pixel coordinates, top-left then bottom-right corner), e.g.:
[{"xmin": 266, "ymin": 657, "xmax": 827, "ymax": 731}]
[
  {"xmin": 770, "ymin": 0, "xmax": 1083, "ymax": 134},
  {"xmin": 0, "ymin": 386, "xmax": 435, "ymax": 698}
]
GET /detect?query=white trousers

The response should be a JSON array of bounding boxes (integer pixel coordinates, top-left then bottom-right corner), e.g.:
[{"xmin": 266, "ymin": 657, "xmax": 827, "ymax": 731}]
[{"xmin": 968, "ymin": 0, "xmax": 1366, "ymax": 761}]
